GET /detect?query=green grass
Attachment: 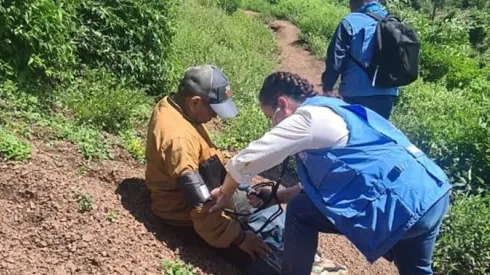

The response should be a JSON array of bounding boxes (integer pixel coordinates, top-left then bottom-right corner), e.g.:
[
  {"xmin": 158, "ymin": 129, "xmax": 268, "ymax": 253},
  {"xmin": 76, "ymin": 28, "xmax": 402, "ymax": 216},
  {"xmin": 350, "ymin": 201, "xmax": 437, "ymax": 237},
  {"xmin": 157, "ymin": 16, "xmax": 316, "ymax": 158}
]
[{"xmin": 173, "ymin": 0, "xmax": 277, "ymax": 150}]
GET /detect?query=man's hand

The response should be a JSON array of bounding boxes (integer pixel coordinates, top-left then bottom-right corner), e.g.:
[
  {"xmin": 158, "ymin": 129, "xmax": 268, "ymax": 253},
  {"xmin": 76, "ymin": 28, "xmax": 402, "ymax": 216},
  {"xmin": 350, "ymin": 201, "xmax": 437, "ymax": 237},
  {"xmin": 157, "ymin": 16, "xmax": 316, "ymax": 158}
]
[
  {"xmin": 238, "ymin": 231, "xmax": 272, "ymax": 260},
  {"xmin": 209, "ymin": 187, "xmax": 233, "ymax": 213},
  {"xmin": 247, "ymin": 187, "xmax": 272, "ymax": 208}
]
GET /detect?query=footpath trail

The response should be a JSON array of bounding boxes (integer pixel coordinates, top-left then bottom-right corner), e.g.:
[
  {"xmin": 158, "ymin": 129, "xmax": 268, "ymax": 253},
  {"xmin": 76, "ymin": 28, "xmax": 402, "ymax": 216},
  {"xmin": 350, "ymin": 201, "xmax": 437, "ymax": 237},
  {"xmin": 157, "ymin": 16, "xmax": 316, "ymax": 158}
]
[
  {"xmin": 269, "ymin": 19, "xmax": 325, "ymax": 92},
  {"xmin": 245, "ymin": 10, "xmax": 398, "ymax": 275}
]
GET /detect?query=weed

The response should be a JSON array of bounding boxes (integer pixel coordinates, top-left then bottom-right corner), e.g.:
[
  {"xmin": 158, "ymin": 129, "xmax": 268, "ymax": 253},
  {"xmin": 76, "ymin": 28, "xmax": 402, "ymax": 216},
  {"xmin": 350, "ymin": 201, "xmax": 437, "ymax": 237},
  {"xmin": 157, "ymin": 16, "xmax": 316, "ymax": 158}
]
[
  {"xmin": 73, "ymin": 191, "xmax": 94, "ymax": 213},
  {"xmin": 119, "ymin": 130, "xmax": 146, "ymax": 163},
  {"xmin": 105, "ymin": 209, "xmax": 117, "ymax": 223},
  {"xmin": 77, "ymin": 166, "xmax": 91, "ymax": 176},
  {"xmin": 50, "ymin": 118, "xmax": 111, "ymax": 161},
  {"xmin": 160, "ymin": 259, "xmax": 196, "ymax": 275}
]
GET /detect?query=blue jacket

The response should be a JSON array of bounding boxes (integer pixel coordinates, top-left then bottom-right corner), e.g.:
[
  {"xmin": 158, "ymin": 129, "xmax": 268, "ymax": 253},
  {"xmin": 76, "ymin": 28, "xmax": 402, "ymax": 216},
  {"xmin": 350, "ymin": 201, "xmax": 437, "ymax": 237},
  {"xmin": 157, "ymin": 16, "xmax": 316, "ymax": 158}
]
[
  {"xmin": 295, "ymin": 96, "xmax": 451, "ymax": 262},
  {"xmin": 322, "ymin": 2, "xmax": 399, "ymax": 97}
]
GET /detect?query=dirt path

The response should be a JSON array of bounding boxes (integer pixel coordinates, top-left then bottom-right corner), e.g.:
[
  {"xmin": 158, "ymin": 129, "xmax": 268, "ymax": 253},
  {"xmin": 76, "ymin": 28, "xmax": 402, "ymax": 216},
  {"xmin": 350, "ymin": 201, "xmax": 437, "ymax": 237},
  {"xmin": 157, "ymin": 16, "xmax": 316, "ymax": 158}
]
[
  {"xmin": 245, "ymin": 11, "xmax": 399, "ymax": 275},
  {"xmin": 270, "ymin": 20, "xmax": 325, "ymax": 92}
]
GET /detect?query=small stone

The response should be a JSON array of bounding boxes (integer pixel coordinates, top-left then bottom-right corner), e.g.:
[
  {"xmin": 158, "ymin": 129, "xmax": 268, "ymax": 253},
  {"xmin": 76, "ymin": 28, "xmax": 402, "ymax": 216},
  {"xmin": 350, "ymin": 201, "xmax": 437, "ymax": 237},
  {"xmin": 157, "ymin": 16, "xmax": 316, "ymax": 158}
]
[
  {"xmin": 40, "ymin": 241, "xmax": 48, "ymax": 247},
  {"xmin": 6, "ymin": 258, "xmax": 15, "ymax": 263},
  {"xmin": 82, "ymin": 234, "xmax": 94, "ymax": 242},
  {"xmin": 101, "ymin": 251, "xmax": 108, "ymax": 257}
]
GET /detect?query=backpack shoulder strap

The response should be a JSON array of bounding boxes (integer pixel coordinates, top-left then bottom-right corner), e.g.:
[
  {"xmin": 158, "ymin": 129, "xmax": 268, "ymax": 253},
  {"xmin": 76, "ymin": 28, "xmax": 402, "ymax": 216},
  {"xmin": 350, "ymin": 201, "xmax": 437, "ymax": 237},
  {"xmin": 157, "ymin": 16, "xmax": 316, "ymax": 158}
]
[{"xmin": 364, "ymin": 11, "xmax": 384, "ymax": 21}]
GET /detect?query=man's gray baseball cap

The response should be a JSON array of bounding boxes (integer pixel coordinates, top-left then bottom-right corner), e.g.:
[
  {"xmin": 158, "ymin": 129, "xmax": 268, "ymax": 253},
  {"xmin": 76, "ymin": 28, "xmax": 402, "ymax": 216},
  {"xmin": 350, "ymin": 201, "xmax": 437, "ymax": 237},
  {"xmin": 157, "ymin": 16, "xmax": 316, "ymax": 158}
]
[{"xmin": 180, "ymin": 65, "xmax": 238, "ymax": 119}]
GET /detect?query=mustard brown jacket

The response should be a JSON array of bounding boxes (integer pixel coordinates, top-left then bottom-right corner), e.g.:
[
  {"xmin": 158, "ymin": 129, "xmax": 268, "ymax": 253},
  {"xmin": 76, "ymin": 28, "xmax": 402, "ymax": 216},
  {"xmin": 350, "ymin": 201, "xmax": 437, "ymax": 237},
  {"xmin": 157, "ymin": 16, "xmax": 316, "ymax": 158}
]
[{"xmin": 145, "ymin": 95, "xmax": 242, "ymax": 248}]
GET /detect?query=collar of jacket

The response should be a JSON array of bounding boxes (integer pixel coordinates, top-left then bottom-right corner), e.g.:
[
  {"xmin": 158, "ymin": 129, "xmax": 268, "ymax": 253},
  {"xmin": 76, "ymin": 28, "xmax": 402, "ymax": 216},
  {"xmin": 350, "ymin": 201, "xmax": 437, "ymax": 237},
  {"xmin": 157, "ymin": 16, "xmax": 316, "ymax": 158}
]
[
  {"xmin": 356, "ymin": 1, "xmax": 383, "ymax": 13},
  {"xmin": 167, "ymin": 93, "xmax": 199, "ymax": 125}
]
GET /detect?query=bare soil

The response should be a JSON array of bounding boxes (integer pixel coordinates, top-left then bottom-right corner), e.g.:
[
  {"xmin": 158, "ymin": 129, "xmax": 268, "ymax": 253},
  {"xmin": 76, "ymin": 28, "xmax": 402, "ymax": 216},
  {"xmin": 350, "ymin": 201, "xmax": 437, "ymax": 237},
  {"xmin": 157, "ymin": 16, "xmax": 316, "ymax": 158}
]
[{"xmin": 0, "ymin": 141, "xmax": 241, "ymax": 275}]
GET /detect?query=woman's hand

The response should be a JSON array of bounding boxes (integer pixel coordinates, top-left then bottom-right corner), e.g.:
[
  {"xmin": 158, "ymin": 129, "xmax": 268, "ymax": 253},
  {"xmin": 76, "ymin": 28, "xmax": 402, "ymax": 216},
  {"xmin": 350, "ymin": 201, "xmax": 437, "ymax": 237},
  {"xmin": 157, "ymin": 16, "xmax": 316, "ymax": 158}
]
[
  {"xmin": 209, "ymin": 173, "xmax": 239, "ymax": 213},
  {"xmin": 209, "ymin": 187, "xmax": 233, "ymax": 213}
]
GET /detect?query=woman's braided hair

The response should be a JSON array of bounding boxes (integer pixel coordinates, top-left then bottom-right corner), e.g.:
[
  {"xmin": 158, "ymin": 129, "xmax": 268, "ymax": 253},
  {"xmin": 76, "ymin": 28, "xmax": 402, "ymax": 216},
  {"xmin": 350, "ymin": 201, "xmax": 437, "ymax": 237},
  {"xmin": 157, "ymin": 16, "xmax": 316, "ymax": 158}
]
[{"xmin": 258, "ymin": 72, "xmax": 319, "ymax": 107}]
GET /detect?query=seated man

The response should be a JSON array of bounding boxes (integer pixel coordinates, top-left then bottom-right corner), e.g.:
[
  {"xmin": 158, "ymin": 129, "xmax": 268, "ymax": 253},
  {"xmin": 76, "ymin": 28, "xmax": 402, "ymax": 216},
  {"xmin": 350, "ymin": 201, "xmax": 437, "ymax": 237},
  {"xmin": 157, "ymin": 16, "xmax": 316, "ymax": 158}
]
[{"xmin": 144, "ymin": 64, "xmax": 284, "ymax": 274}]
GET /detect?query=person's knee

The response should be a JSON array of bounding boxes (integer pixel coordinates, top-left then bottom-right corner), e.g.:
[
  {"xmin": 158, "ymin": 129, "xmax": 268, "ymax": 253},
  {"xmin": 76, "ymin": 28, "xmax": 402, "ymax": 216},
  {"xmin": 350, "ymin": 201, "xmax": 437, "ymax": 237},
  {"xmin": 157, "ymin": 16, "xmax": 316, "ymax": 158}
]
[{"xmin": 285, "ymin": 193, "xmax": 311, "ymax": 221}]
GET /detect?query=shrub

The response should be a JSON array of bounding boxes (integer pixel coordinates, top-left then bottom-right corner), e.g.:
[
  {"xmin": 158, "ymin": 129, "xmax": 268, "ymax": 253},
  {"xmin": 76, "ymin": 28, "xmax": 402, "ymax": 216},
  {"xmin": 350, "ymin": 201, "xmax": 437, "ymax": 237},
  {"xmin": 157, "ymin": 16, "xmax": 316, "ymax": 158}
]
[
  {"xmin": 0, "ymin": 0, "xmax": 77, "ymax": 82},
  {"xmin": 219, "ymin": 0, "xmax": 242, "ymax": 14},
  {"xmin": 0, "ymin": 127, "xmax": 32, "ymax": 162},
  {"xmin": 0, "ymin": 0, "xmax": 180, "ymax": 94},
  {"xmin": 74, "ymin": 0, "xmax": 180, "ymax": 95},
  {"xmin": 433, "ymin": 194, "xmax": 490, "ymax": 275},
  {"xmin": 392, "ymin": 81, "xmax": 490, "ymax": 193},
  {"xmin": 468, "ymin": 10, "xmax": 490, "ymax": 54}
]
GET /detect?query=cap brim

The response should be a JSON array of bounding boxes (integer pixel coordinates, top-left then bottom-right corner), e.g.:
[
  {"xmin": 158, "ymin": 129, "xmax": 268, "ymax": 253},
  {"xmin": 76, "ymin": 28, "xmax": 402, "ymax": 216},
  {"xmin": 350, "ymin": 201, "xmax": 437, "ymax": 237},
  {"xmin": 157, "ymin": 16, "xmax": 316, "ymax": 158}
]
[{"xmin": 210, "ymin": 99, "xmax": 238, "ymax": 119}]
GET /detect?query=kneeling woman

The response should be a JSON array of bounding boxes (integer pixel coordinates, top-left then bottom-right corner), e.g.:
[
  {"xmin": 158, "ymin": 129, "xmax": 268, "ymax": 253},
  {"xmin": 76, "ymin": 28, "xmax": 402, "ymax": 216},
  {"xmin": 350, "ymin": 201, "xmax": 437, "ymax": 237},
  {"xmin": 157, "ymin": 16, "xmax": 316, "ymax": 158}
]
[{"xmin": 210, "ymin": 72, "xmax": 451, "ymax": 275}]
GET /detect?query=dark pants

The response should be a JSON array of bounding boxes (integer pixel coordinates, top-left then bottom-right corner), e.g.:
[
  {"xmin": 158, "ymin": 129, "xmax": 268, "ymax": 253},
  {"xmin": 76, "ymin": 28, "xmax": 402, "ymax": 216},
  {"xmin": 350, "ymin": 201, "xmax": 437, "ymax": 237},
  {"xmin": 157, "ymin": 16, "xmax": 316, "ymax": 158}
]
[
  {"xmin": 282, "ymin": 192, "xmax": 450, "ymax": 275},
  {"xmin": 167, "ymin": 192, "xmax": 285, "ymax": 275},
  {"xmin": 343, "ymin": 95, "xmax": 397, "ymax": 120}
]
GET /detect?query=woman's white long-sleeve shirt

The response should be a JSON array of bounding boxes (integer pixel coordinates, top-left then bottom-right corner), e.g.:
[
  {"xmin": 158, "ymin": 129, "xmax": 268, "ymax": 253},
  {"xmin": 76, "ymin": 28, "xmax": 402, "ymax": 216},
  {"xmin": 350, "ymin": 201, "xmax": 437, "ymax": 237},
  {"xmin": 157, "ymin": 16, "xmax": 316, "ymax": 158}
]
[{"xmin": 226, "ymin": 105, "xmax": 350, "ymax": 184}]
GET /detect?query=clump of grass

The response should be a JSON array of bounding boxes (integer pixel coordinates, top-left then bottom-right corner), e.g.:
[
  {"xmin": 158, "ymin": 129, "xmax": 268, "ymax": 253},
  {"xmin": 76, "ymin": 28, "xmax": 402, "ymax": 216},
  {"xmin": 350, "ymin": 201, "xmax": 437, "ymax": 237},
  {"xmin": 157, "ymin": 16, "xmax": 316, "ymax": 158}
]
[{"xmin": 0, "ymin": 127, "xmax": 32, "ymax": 162}]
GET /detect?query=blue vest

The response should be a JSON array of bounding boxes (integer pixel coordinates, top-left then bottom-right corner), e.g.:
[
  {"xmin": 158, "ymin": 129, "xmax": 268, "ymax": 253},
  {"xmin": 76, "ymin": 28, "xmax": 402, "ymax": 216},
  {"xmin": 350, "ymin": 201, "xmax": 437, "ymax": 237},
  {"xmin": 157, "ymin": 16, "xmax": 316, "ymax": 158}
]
[{"xmin": 295, "ymin": 96, "xmax": 451, "ymax": 262}]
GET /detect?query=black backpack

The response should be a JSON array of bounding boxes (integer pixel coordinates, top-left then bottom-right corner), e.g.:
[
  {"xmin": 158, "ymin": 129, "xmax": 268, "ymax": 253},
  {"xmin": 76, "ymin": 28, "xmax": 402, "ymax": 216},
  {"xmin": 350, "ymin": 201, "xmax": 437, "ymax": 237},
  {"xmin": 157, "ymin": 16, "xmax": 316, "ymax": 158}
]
[{"xmin": 349, "ymin": 12, "xmax": 420, "ymax": 88}]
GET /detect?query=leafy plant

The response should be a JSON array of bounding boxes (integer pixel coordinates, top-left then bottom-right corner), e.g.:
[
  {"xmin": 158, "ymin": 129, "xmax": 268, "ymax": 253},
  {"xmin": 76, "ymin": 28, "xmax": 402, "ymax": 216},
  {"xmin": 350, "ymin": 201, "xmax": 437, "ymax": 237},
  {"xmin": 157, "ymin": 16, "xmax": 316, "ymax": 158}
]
[
  {"xmin": 0, "ymin": 0, "xmax": 77, "ymax": 82},
  {"xmin": 160, "ymin": 259, "xmax": 196, "ymax": 275},
  {"xmin": 119, "ymin": 130, "xmax": 146, "ymax": 163},
  {"xmin": 74, "ymin": 0, "xmax": 180, "ymax": 95},
  {"xmin": 105, "ymin": 209, "xmax": 117, "ymax": 222},
  {"xmin": 433, "ymin": 194, "xmax": 490, "ymax": 274},
  {"xmin": 0, "ymin": 127, "xmax": 32, "ymax": 162},
  {"xmin": 50, "ymin": 118, "xmax": 111, "ymax": 161},
  {"xmin": 73, "ymin": 191, "xmax": 94, "ymax": 213}
]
